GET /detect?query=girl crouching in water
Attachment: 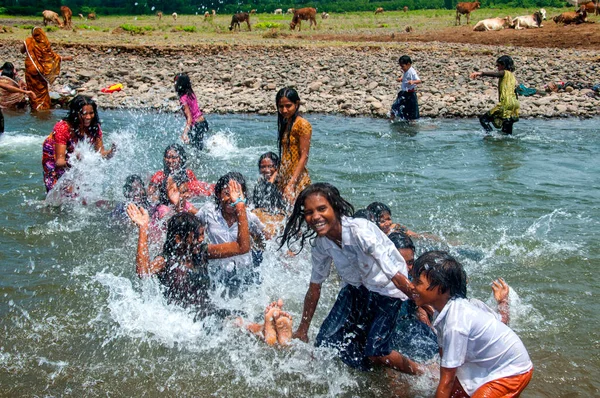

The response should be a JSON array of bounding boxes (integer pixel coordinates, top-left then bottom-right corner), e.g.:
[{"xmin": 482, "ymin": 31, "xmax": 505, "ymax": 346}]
[
  {"xmin": 280, "ymin": 183, "xmax": 424, "ymax": 374},
  {"xmin": 126, "ymin": 179, "xmax": 250, "ymax": 316},
  {"xmin": 470, "ymin": 55, "xmax": 519, "ymax": 135},
  {"xmin": 175, "ymin": 73, "xmax": 209, "ymax": 150}
]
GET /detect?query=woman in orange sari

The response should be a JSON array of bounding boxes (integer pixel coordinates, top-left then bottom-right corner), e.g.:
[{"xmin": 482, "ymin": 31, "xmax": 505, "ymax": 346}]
[{"xmin": 20, "ymin": 27, "xmax": 72, "ymax": 111}]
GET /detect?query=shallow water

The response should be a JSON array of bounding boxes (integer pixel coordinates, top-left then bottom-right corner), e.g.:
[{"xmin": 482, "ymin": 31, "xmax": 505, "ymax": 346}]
[{"xmin": 1, "ymin": 110, "xmax": 599, "ymax": 397}]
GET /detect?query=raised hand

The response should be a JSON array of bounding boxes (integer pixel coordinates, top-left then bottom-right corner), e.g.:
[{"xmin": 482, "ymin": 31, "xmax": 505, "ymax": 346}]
[
  {"xmin": 492, "ymin": 278, "xmax": 509, "ymax": 304},
  {"xmin": 126, "ymin": 203, "xmax": 149, "ymax": 228},
  {"xmin": 228, "ymin": 180, "xmax": 244, "ymax": 203}
]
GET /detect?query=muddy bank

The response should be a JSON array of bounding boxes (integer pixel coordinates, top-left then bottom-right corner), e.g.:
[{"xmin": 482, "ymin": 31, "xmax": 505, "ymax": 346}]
[{"xmin": 1, "ymin": 41, "xmax": 599, "ymax": 118}]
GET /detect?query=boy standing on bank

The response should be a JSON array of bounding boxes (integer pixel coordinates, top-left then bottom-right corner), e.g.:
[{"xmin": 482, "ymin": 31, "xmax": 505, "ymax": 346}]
[{"xmin": 390, "ymin": 55, "xmax": 421, "ymax": 121}]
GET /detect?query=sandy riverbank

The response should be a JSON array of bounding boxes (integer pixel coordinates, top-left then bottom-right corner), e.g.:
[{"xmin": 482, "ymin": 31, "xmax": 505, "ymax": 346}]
[{"xmin": 1, "ymin": 40, "xmax": 599, "ymax": 118}]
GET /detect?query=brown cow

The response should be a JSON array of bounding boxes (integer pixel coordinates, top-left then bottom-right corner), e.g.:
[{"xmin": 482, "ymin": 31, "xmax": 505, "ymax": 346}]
[
  {"xmin": 456, "ymin": 1, "xmax": 480, "ymax": 25},
  {"xmin": 290, "ymin": 7, "xmax": 317, "ymax": 31},
  {"xmin": 579, "ymin": 1, "xmax": 599, "ymax": 15},
  {"xmin": 88, "ymin": 12, "xmax": 96, "ymax": 20},
  {"xmin": 250, "ymin": 9, "xmax": 257, "ymax": 15},
  {"xmin": 60, "ymin": 6, "xmax": 73, "ymax": 29},
  {"xmin": 375, "ymin": 7, "xmax": 384, "ymax": 14},
  {"xmin": 157, "ymin": 11, "xmax": 163, "ymax": 20},
  {"xmin": 403, "ymin": 6, "xmax": 409, "ymax": 12},
  {"xmin": 229, "ymin": 12, "xmax": 251, "ymax": 31},
  {"xmin": 553, "ymin": 8, "xmax": 587, "ymax": 24},
  {"xmin": 42, "ymin": 10, "xmax": 63, "ymax": 27}
]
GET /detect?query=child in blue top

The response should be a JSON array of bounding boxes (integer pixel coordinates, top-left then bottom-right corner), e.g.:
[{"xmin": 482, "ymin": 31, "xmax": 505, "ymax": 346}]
[{"xmin": 390, "ymin": 55, "xmax": 421, "ymax": 121}]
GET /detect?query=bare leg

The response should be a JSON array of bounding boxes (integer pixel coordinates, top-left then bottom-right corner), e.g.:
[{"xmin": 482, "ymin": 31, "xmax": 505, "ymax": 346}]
[
  {"xmin": 369, "ymin": 351, "xmax": 425, "ymax": 375},
  {"xmin": 275, "ymin": 311, "xmax": 293, "ymax": 346}
]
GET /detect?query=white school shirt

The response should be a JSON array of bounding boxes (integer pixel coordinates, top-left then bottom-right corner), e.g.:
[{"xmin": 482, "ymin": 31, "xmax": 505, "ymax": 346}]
[
  {"xmin": 196, "ymin": 202, "xmax": 265, "ymax": 272},
  {"xmin": 310, "ymin": 216, "xmax": 409, "ymax": 299},
  {"xmin": 400, "ymin": 66, "xmax": 420, "ymax": 92},
  {"xmin": 433, "ymin": 298, "xmax": 533, "ymax": 396}
]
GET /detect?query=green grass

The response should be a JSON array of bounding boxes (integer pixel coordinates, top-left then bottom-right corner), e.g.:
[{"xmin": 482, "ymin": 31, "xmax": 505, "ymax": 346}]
[{"xmin": 253, "ymin": 21, "xmax": 283, "ymax": 30}]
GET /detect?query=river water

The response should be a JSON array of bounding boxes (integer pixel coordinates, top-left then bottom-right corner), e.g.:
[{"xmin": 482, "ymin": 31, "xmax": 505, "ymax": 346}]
[{"xmin": 0, "ymin": 110, "xmax": 598, "ymax": 397}]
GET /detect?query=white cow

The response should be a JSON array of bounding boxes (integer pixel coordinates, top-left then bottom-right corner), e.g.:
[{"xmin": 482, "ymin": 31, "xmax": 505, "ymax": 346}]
[
  {"xmin": 172, "ymin": 12, "xmax": 177, "ymax": 21},
  {"xmin": 274, "ymin": 8, "xmax": 282, "ymax": 15},
  {"xmin": 512, "ymin": 8, "xmax": 546, "ymax": 29},
  {"xmin": 322, "ymin": 12, "xmax": 330, "ymax": 19},
  {"xmin": 473, "ymin": 16, "xmax": 514, "ymax": 31}
]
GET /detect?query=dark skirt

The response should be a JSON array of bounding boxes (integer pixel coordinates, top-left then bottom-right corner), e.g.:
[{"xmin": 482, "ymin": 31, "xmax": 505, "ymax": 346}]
[
  {"xmin": 190, "ymin": 119, "xmax": 209, "ymax": 150},
  {"xmin": 390, "ymin": 301, "xmax": 438, "ymax": 362},
  {"xmin": 391, "ymin": 91, "xmax": 419, "ymax": 120},
  {"xmin": 315, "ymin": 284, "xmax": 403, "ymax": 371}
]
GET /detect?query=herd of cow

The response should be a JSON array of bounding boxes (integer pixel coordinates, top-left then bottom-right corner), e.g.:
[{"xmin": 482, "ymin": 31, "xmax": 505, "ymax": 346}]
[
  {"xmin": 40, "ymin": 3, "xmax": 598, "ymax": 33},
  {"xmin": 457, "ymin": 0, "xmax": 598, "ymax": 31}
]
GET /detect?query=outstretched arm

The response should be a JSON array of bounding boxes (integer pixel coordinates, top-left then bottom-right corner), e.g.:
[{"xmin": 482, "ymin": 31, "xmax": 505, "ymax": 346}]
[
  {"xmin": 94, "ymin": 136, "xmax": 116, "ymax": 159},
  {"xmin": 126, "ymin": 204, "xmax": 165, "ymax": 277},
  {"xmin": 292, "ymin": 282, "xmax": 321, "ymax": 342},
  {"xmin": 0, "ymin": 82, "xmax": 36, "ymax": 100},
  {"xmin": 470, "ymin": 70, "xmax": 505, "ymax": 79}
]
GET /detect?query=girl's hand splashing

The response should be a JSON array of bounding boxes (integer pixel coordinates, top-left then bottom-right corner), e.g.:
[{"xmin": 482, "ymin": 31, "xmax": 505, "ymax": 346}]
[
  {"xmin": 126, "ymin": 203, "xmax": 150, "ymax": 229},
  {"xmin": 228, "ymin": 180, "xmax": 245, "ymax": 204}
]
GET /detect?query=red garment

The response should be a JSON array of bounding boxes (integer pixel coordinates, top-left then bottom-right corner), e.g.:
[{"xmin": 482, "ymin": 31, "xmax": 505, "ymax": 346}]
[{"xmin": 149, "ymin": 169, "xmax": 213, "ymax": 197}]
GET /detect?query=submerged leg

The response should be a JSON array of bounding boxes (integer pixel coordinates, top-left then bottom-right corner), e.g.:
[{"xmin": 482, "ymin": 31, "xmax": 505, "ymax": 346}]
[
  {"xmin": 501, "ymin": 119, "xmax": 514, "ymax": 135},
  {"xmin": 478, "ymin": 113, "xmax": 494, "ymax": 132}
]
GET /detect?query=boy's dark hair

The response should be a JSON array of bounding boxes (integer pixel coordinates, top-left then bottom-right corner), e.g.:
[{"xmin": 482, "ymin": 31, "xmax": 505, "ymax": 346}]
[
  {"xmin": 388, "ymin": 232, "xmax": 415, "ymax": 252},
  {"xmin": 398, "ymin": 55, "xmax": 412, "ymax": 65},
  {"xmin": 353, "ymin": 208, "xmax": 376, "ymax": 223},
  {"xmin": 258, "ymin": 151, "xmax": 280, "ymax": 169},
  {"xmin": 412, "ymin": 251, "xmax": 467, "ymax": 299},
  {"xmin": 279, "ymin": 183, "xmax": 354, "ymax": 253},
  {"xmin": 496, "ymin": 55, "xmax": 515, "ymax": 72},
  {"xmin": 366, "ymin": 201, "xmax": 392, "ymax": 221},
  {"xmin": 214, "ymin": 172, "xmax": 248, "ymax": 209}
]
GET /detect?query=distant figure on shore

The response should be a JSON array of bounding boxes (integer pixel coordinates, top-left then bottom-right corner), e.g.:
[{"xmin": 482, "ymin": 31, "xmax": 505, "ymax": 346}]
[
  {"xmin": 174, "ymin": 72, "xmax": 209, "ymax": 150},
  {"xmin": 275, "ymin": 88, "xmax": 312, "ymax": 204},
  {"xmin": 20, "ymin": 27, "xmax": 72, "ymax": 111},
  {"xmin": 470, "ymin": 55, "xmax": 519, "ymax": 135},
  {"xmin": 42, "ymin": 95, "xmax": 116, "ymax": 193},
  {"xmin": 390, "ymin": 55, "xmax": 421, "ymax": 122}
]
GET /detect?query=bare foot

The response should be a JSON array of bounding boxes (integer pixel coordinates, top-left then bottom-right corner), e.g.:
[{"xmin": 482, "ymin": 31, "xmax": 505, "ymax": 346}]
[
  {"xmin": 264, "ymin": 307, "xmax": 278, "ymax": 346},
  {"xmin": 275, "ymin": 311, "xmax": 293, "ymax": 346},
  {"xmin": 264, "ymin": 299, "xmax": 284, "ymax": 316}
]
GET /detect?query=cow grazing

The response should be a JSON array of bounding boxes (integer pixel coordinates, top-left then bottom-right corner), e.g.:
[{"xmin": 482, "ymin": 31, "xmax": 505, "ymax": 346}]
[
  {"xmin": 456, "ymin": 1, "xmax": 480, "ymax": 25},
  {"xmin": 473, "ymin": 16, "xmax": 514, "ymax": 31},
  {"xmin": 229, "ymin": 12, "xmax": 251, "ymax": 31},
  {"xmin": 42, "ymin": 10, "xmax": 63, "ymax": 27},
  {"xmin": 274, "ymin": 8, "xmax": 283, "ymax": 15},
  {"xmin": 404, "ymin": 6, "xmax": 409, "ymax": 12},
  {"xmin": 87, "ymin": 12, "xmax": 96, "ymax": 20},
  {"xmin": 553, "ymin": 9, "xmax": 587, "ymax": 24},
  {"xmin": 579, "ymin": 1, "xmax": 599, "ymax": 15},
  {"xmin": 172, "ymin": 12, "xmax": 177, "ymax": 21},
  {"xmin": 204, "ymin": 11, "xmax": 210, "ymax": 20},
  {"xmin": 286, "ymin": 8, "xmax": 295, "ymax": 14},
  {"xmin": 157, "ymin": 11, "xmax": 163, "ymax": 20},
  {"xmin": 78, "ymin": 13, "xmax": 84, "ymax": 19},
  {"xmin": 250, "ymin": 9, "xmax": 257, "ymax": 15},
  {"xmin": 290, "ymin": 7, "xmax": 317, "ymax": 31},
  {"xmin": 375, "ymin": 7, "xmax": 384, "ymax": 14},
  {"xmin": 60, "ymin": 6, "xmax": 73, "ymax": 29},
  {"xmin": 512, "ymin": 9, "xmax": 546, "ymax": 30},
  {"xmin": 322, "ymin": 12, "xmax": 329, "ymax": 19}
]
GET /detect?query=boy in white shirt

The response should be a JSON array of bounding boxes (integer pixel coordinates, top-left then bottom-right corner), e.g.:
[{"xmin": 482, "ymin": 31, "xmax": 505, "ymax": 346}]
[
  {"xmin": 390, "ymin": 55, "xmax": 421, "ymax": 121},
  {"xmin": 411, "ymin": 251, "xmax": 533, "ymax": 398}
]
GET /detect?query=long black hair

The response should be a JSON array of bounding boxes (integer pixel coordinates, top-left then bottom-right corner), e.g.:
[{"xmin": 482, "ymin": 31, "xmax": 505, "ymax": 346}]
[
  {"xmin": 174, "ymin": 72, "xmax": 195, "ymax": 98},
  {"xmin": 162, "ymin": 212, "xmax": 203, "ymax": 260},
  {"xmin": 275, "ymin": 87, "xmax": 301, "ymax": 159},
  {"xmin": 258, "ymin": 151, "xmax": 280, "ymax": 169},
  {"xmin": 1, "ymin": 62, "xmax": 16, "ymax": 79},
  {"xmin": 496, "ymin": 55, "xmax": 515, "ymax": 72},
  {"xmin": 279, "ymin": 183, "xmax": 354, "ymax": 253},
  {"xmin": 162, "ymin": 143, "xmax": 187, "ymax": 177},
  {"xmin": 63, "ymin": 95, "xmax": 101, "ymax": 139},
  {"xmin": 412, "ymin": 251, "xmax": 467, "ymax": 299},
  {"xmin": 367, "ymin": 202, "xmax": 392, "ymax": 221},
  {"xmin": 213, "ymin": 172, "xmax": 248, "ymax": 210}
]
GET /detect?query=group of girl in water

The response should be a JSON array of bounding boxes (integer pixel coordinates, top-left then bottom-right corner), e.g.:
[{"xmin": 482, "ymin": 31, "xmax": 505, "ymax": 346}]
[{"xmin": 34, "ymin": 59, "xmax": 532, "ymax": 396}]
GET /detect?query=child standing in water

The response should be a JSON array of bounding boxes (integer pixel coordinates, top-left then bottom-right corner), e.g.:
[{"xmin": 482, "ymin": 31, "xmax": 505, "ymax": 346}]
[
  {"xmin": 390, "ymin": 55, "xmax": 421, "ymax": 121},
  {"xmin": 175, "ymin": 73, "xmax": 209, "ymax": 150},
  {"xmin": 411, "ymin": 251, "xmax": 533, "ymax": 397},
  {"xmin": 470, "ymin": 55, "xmax": 519, "ymax": 135}
]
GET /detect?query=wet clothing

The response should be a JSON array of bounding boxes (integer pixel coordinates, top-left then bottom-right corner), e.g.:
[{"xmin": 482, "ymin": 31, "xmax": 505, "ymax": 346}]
[
  {"xmin": 451, "ymin": 368, "xmax": 533, "ymax": 398},
  {"xmin": 0, "ymin": 75, "xmax": 28, "ymax": 110},
  {"xmin": 276, "ymin": 116, "xmax": 311, "ymax": 202},
  {"xmin": 42, "ymin": 120, "xmax": 102, "ymax": 192},
  {"xmin": 391, "ymin": 66, "xmax": 420, "ymax": 120},
  {"xmin": 149, "ymin": 169, "xmax": 214, "ymax": 197},
  {"xmin": 190, "ymin": 119, "xmax": 209, "ymax": 150},
  {"xmin": 391, "ymin": 300, "xmax": 438, "ymax": 362},
  {"xmin": 180, "ymin": 93, "xmax": 208, "ymax": 150},
  {"xmin": 480, "ymin": 70, "xmax": 520, "ymax": 134},
  {"xmin": 316, "ymin": 284, "xmax": 403, "ymax": 371},
  {"xmin": 23, "ymin": 28, "xmax": 61, "ymax": 111},
  {"xmin": 252, "ymin": 179, "xmax": 286, "ymax": 214}
]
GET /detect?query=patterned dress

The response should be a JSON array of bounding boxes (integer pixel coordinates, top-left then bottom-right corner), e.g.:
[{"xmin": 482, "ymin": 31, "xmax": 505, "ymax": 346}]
[
  {"xmin": 276, "ymin": 116, "xmax": 312, "ymax": 202},
  {"xmin": 489, "ymin": 70, "xmax": 520, "ymax": 128},
  {"xmin": 42, "ymin": 120, "xmax": 102, "ymax": 192}
]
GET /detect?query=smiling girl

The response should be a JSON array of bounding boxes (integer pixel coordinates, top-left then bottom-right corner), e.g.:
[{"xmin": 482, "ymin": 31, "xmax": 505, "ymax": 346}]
[{"xmin": 279, "ymin": 183, "xmax": 424, "ymax": 374}]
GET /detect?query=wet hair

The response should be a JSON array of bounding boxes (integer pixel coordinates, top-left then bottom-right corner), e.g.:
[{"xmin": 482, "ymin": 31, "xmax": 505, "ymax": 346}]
[
  {"xmin": 388, "ymin": 232, "xmax": 415, "ymax": 252},
  {"xmin": 412, "ymin": 251, "xmax": 467, "ymax": 299},
  {"xmin": 496, "ymin": 55, "xmax": 515, "ymax": 72},
  {"xmin": 275, "ymin": 87, "xmax": 301, "ymax": 159},
  {"xmin": 158, "ymin": 170, "xmax": 190, "ymax": 206},
  {"xmin": 353, "ymin": 208, "xmax": 376, "ymax": 223},
  {"xmin": 162, "ymin": 212, "xmax": 204, "ymax": 259},
  {"xmin": 1, "ymin": 62, "xmax": 16, "ymax": 79},
  {"xmin": 214, "ymin": 172, "xmax": 248, "ymax": 210},
  {"xmin": 162, "ymin": 143, "xmax": 187, "ymax": 177},
  {"xmin": 279, "ymin": 183, "xmax": 354, "ymax": 253},
  {"xmin": 258, "ymin": 151, "xmax": 280, "ymax": 169},
  {"xmin": 174, "ymin": 72, "xmax": 195, "ymax": 98},
  {"xmin": 123, "ymin": 174, "xmax": 144, "ymax": 197},
  {"xmin": 366, "ymin": 202, "xmax": 392, "ymax": 222},
  {"xmin": 63, "ymin": 95, "xmax": 101, "ymax": 139},
  {"xmin": 398, "ymin": 55, "xmax": 412, "ymax": 65}
]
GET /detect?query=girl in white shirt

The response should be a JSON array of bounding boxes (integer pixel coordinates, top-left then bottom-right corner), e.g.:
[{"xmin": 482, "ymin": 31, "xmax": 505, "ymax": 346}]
[{"xmin": 411, "ymin": 251, "xmax": 533, "ymax": 398}]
